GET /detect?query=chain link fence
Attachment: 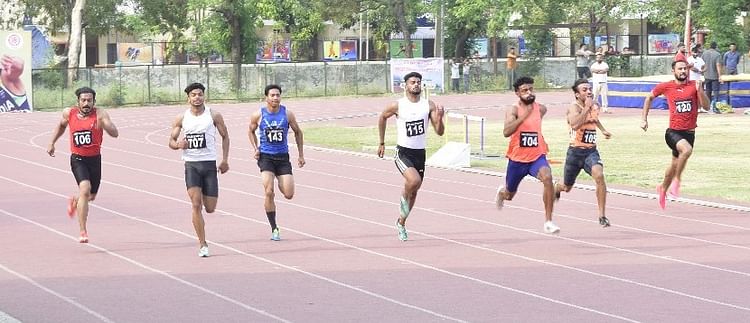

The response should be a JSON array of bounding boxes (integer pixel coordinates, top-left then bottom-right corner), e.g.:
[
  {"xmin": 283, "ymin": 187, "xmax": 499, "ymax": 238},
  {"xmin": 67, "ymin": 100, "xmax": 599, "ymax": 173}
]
[{"xmin": 32, "ymin": 55, "xmax": 687, "ymax": 110}]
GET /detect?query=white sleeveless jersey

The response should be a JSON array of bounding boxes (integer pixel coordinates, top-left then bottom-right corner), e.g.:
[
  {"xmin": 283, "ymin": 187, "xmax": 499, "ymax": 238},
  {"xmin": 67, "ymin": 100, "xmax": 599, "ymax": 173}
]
[
  {"xmin": 181, "ymin": 106, "xmax": 218, "ymax": 161},
  {"xmin": 396, "ymin": 97, "xmax": 430, "ymax": 149}
]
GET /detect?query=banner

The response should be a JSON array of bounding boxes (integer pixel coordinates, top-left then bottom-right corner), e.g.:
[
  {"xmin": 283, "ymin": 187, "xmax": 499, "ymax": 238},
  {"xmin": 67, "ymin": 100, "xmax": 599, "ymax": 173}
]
[
  {"xmin": 648, "ymin": 34, "xmax": 680, "ymax": 54},
  {"xmin": 0, "ymin": 30, "xmax": 33, "ymax": 112},
  {"xmin": 469, "ymin": 38, "xmax": 488, "ymax": 58},
  {"xmin": 390, "ymin": 40, "xmax": 423, "ymax": 58},
  {"xmin": 389, "ymin": 58, "xmax": 444, "ymax": 93},
  {"xmin": 117, "ymin": 42, "xmax": 165, "ymax": 65},
  {"xmin": 324, "ymin": 40, "xmax": 358, "ymax": 61},
  {"xmin": 257, "ymin": 39, "xmax": 292, "ymax": 62}
]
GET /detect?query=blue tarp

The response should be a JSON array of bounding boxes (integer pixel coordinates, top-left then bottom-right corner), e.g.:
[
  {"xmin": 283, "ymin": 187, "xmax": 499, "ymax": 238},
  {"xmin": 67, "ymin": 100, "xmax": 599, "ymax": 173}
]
[{"xmin": 606, "ymin": 79, "xmax": 750, "ymax": 109}]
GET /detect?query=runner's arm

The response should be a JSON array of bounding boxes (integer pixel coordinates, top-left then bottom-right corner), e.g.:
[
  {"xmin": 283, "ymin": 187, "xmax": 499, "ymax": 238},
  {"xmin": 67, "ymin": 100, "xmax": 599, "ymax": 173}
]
[
  {"xmin": 377, "ymin": 102, "xmax": 398, "ymax": 157},
  {"xmin": 47, "ymin": 108, "xmax": 71, "ymax": 156},
  {"xmin": 428, "ymin": 100, "xmax": 445, "ymax": 136},
  {"xmin": 212, "ymin": 111, "xmax": 230, "ymax": 173},
  {"xmin": 247, "ymin": 111, "xmax": 261, "ymax": 157},
  {"xmin": 287, "ymin": 110, "xmax": 305, "ymax": 168},
  {"xmin": 99, "ymin": 110, "xmax": 119, "ymax": 138},
  {"xmin": 168, "ymin": 114, "xmax": 185, "ymax": 150},
  {"xmin": 503, "ymin": 105, "xmax": 526, "ymax": 137}
]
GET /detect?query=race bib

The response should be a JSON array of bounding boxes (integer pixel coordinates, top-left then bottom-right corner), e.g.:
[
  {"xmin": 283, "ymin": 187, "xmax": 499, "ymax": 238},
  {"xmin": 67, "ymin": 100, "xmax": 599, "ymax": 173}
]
[
  {"xmin": 520, "ymin": 132, "xmax": 539, "ymax": 147},
  {"xmin": 264, "ymin": 127, "xmax": 285, "ymax": 143},
  {"xmin": 185, "ymin": 133, "xmax": 207, "ymax": 149},
  {"xmin": 582, "ymin": 129, "xmax": 597, "ymax": 144},
  {"xmin": 405, "ymin": 120, "xmax": 425, "ymax": 137},
  {"xmin": 72, "ymin": 130, "xmax": 92, "ymax": 147},
  {"xmin": 675, "ymin": 100, "xmax": 692, "ymax": 113}
]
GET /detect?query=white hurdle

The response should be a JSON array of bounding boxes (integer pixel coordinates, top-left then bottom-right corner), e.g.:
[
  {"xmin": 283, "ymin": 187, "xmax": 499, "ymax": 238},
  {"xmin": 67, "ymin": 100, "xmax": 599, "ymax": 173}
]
[{"xmin": 445, "ymin": 111, "xmax": 485, "ymax": 157}]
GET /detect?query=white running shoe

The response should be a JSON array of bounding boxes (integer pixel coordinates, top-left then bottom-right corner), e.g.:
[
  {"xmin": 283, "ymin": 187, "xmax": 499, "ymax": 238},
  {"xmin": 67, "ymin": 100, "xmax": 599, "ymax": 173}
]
[
  {"xmin": 270, "ymin": 228, "xmax": 281, "ymax": 241},
  {"xmin": 543, "ymin": 221, "xmax": 560, "ymax": 234},
  {"xmin": 495, "ymin": 185, "xmax": 505, "ymax": 209},
  {"xmin": 198, "ymin": 245, "xmax": 209, "ymax": 257}
]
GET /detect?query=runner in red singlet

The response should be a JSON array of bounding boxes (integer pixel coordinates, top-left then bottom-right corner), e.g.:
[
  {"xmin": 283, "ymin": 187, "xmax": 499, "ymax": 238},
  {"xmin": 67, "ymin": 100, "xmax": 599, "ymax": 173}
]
[{"xmin": 47, "ymin": 87, "xmax": 119, "ymax": 243}]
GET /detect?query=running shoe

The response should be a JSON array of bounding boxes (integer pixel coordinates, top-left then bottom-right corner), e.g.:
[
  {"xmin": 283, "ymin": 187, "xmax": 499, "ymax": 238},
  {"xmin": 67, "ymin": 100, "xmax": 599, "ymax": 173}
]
[
  {"xmin": 399, "ymin": 196, "xmax": 410, "ymax": 219},
  {"xmin": 270, "ymin": 228, "xmax": 281, "ymax": 241},
  {"xmin": 553, "ymin": 181, "xmax": 561, "ymax": 201},
  {"xmin": 657, "ymin": 185, "xmax": 666, "ymax": 210},
  {"xmin": 395, "ymin": 219, "xmax": 408, "ymax": 241},
  {"xmin": 599, "ymin": 216, "xmax": 611, "ymax": 228},
  {"xmin": 198, "ymin": 245, "xmax": 209, "ymax": 257},
  {"xmin": 78, "ymin": 231, "xmax": 88, "ymax": 243},
  {"xmin": 669, "ymin": 179, "xmax": 680, "ymax": 198},
  {"xmin": 495, "ymin": 185, "xmax": 505, "ymax": 209},
  {"xmin": 67, "ymin": 196, "xmax": 77, "ymax": 218},
  {"xmin": 543, "ymin": 221, "xmax": 560, "ymax": 234}
]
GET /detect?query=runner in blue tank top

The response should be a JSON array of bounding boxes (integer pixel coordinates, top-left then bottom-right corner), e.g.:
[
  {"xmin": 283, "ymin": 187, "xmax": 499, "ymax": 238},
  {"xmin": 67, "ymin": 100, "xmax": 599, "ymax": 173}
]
[{"xmin": 248, "ymin": 84, "xmax": 305, "ymax": 241}]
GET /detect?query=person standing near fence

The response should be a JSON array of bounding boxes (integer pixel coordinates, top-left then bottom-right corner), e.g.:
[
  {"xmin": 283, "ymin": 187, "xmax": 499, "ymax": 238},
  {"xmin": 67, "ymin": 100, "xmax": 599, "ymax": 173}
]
[
  {"xmin": 46, "ymin": 87, "xmax": 119, "ymax": 243},
  {"xmin": 248, "ymin": 84, "xmax": 305, "ymax": 242},
  {"xmin": 687, "ymin": 47, "xmax": 707, "ymax": 112},
  {"xmin": 450, "ymin": 58, "xmax": 461, "ymax": 93},
  {"xmin": 554, "ymin": 79, "xmax": 612, "ymax": 227},
  {"xmin": 495, "ymin": 76, "xmax": 559, "ymax": 234},
  {"xmin": 576, "ymin": 44, "xmax": 593, "ymax": 79},
  {"xmin": 377, "ymin": 72, "xmax": 445, "ymax": 241},
  {"xmin": 590, "ymin": 53, "xmax": 610, "ymax": 113},
  {"xmin": 463, "ymin": 57, "xmax": 472, "ymax": 93},
  {"xmin": 701, "ymin": 42, "xmax": 722, "ymax": 113},
  {"xmin": 507, "ymin": 47, "xmax": 518, "ymax": 90},
  {"xmin": 640, "ymin": 60, "xmax": 708, "ymax": 209},
  {"xmin": 723, "ymin": 43, "xmax": 740, "ymax": 75},
  {"xmin": 169, "ymin": 82, "xmax": 231, "ymax": 257}
]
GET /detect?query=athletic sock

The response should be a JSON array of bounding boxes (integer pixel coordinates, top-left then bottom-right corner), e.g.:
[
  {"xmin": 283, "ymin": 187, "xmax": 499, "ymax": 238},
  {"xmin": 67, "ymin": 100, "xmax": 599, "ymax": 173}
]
[{"xmin": 266, "ymin": 211, "xmax": 277, "ymax": 231}]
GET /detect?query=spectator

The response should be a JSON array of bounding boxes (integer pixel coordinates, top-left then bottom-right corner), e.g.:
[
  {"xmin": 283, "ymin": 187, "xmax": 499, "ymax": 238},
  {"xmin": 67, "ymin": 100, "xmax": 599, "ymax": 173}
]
[
  {"xmin": 576, "ymin": 44, "xmax": 593, "ymax": 79},
  {"xmin": 449, "ymin": 58, "xmax": 461, "ymax": 93},
  {"xmin": 723, "ymin": 43, "xmax": 740, "ymax": 75},
  {"xmin": 674, "ymin": 43, "xmax": 687, "ymax": 62},
  {"xmin": 507, "ymin": 47, "xmax": 518, "ymax": 90},
  {"xmin": 701, "ymin": 42, "xmax": 722, "ymax": 113}
]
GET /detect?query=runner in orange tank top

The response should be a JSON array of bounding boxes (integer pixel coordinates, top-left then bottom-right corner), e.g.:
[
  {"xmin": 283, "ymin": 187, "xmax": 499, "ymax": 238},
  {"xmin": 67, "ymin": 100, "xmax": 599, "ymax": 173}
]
[
  {"xmin": 554, "ymin": 79, "xmax": 613, "ymax": 227},
  {"xmin": 494, "ymin": 76, "xmax": 560, "ymax": 234},
  {"xmin": 47, "ymin": 87, "xmax": 119, "ymax": 243}
]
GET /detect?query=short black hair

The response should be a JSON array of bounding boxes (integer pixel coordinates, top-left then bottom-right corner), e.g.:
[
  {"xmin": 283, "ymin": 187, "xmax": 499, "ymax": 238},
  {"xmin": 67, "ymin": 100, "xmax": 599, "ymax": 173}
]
[
  {"xmin": 672, "ymin": 60, "xmax": 687, "ymax": 69},
  {"xmin": 264, "ymin": 84, "xmax": 282, "ymax": 96},
  {"xmin": 184, "ymin": 82, "xmax": 205, "ymax": 94},
  {"xmin": 710, "ymin": 41, "xmax": 717, "ymax": 49},
  {"xmin": 730, "ymin": 42, "xmax": 737, "ymax": 47},
  {"xmin": 571, "ymin": 79, "xmax": 589, "ymax": 93},
  {"xmin": 75, "ymin": 87, "xmax": 96, "ymax": 100},
  {"xmin": 403, "ymin": 71, "xmax": 422, "ymax": 82},
  {"xmin": 513, "ymin": 76, "xmax": 534, "ymax": 92}
]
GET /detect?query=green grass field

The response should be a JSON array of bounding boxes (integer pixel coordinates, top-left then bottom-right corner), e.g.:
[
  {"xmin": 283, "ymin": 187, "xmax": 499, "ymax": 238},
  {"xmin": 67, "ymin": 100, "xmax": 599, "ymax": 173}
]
[{"xmin": 304, "ymin": 113, "xmax": 750, "ymax": 203}]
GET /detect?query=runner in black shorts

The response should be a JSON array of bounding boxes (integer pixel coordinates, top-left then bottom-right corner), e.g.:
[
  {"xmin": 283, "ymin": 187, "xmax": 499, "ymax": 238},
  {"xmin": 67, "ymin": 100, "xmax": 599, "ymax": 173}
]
[
  {"xmin": 169, "ymin": 83, "xmax": 231, "ymax": 257},
  {"xmin": 554, "ymin": 79, "xmax": 612, "ymax": 227},
  {"xmin": 184, "ymin": 160, "xmax": 219, "ymax": 197},
  {"xmin": 257, "ymin": 152, "xmax": 293, "ymax": 176},
  {"xmin": 248, "ymin": 84, "xmax": 305, "ymax": 241},
  {"xmin": 47, "ymin": 87, "xmax": 119, "ymax": 243},
  {"xmin": 641, "ymin": 60, "xmax": 708, "ymax": 209},
  {"xmin": 377, "ymin": 72, "xmax": 445, "ymax": 241},
  {"xmin": 71, "ymin": 154, "xmax": 102, "ymax": 195},
  {"xmin": 395, "ymin": 146, "xmax": 425, "ymax": 179},
  {"xmin": 665, "ymin": 129, "xmax": 695, "ymax": 158}
]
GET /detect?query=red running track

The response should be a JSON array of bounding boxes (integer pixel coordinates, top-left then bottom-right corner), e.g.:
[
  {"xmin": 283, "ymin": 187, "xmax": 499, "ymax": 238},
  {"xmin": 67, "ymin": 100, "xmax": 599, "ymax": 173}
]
[{"xmin": 1, "ymin": 93, "xmax": 749, "ymax": 322}]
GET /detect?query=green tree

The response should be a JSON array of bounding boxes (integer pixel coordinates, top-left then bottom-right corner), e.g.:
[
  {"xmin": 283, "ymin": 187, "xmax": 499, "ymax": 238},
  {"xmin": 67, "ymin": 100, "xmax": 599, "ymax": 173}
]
[{"xmin": 695, "ymin": 0, "xmax": 744, "ymax": 51}]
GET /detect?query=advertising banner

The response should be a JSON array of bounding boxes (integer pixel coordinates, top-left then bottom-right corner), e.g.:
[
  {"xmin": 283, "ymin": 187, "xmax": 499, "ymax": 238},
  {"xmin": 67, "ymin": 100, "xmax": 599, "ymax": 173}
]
[
  {"xmin": 1, "ymin": 30, "xmax": 33, "ymax": 112},
  {"xmin": 390, "ymin": 58, "xmax": 444, "ymax": 93}
]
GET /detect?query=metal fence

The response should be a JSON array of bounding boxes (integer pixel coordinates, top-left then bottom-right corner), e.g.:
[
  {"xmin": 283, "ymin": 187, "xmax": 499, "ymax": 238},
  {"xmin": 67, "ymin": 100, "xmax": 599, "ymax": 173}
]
[{"xmin": 31, "ymin": 55, "xmax": 685, "ymax": 110}]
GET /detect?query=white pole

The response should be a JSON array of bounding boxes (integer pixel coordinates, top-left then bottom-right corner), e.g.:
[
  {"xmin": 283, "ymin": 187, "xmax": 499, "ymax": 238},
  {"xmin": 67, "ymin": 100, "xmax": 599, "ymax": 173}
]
[
  {"xmin": 359, "ymin": 12, "xmax": 363, "ymax": 61},
  {"xmin": 365, "ymin": 11, "xmax": 370, "ymax": 60},
  {"xmin": 684, "ymin": 0, "xmax": 691, "ymax": 50}
]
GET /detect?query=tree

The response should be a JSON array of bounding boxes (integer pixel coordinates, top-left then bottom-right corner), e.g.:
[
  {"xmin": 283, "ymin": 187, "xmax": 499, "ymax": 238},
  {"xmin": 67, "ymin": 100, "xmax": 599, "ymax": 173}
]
[
  {"xmin": 260, "ymin": 0, "xmax": 325, "ymax": 61},
  {"xmin": 8, "ymin": 0, "xmax": 123, "ymax": 85},
  {"xmin": 695, "ymin": 0, "xmax": 744, "ymax": 50}
]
